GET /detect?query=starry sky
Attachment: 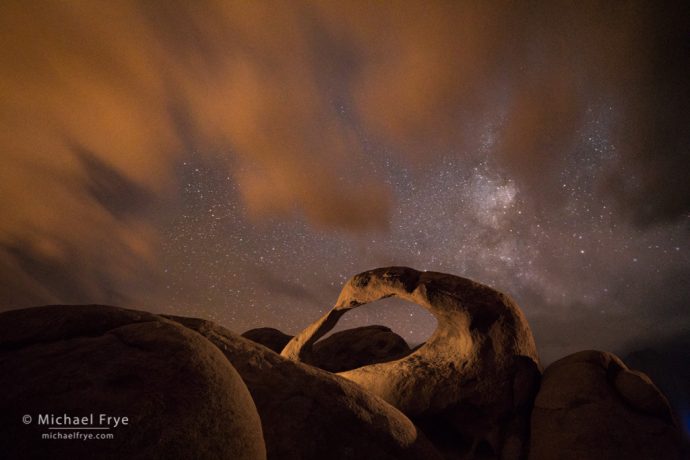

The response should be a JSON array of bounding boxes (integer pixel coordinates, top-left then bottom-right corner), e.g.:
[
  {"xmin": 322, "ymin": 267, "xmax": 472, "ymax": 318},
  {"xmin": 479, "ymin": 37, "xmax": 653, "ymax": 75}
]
[{"xmin": 1, "ymin": 1, "xmax": 688, "ymax": 363}]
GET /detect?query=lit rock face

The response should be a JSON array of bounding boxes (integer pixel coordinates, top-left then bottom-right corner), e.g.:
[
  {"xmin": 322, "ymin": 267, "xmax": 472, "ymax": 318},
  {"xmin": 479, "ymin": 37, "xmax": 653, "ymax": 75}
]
[
  {"xmin": 0, "ymin": 305, "xmax": 266, "ymax": 460},
  {"xmin": 168, "ymin": 315, "xmax": 443, "ymax": 460},
  {"xmin": 529, "ymin": 350, "xmax": 686, "ymax": 460},
  {"xmin": 282, "ymin": 266, "xmax": 542, "ymax": 459}
]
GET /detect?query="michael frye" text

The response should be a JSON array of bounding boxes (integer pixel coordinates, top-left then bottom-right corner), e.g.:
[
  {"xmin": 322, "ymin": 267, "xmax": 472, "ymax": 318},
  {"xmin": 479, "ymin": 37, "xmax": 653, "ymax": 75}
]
[{"xmin": 38, "ymin": 413, "xmax": 129, "ymax": 427}]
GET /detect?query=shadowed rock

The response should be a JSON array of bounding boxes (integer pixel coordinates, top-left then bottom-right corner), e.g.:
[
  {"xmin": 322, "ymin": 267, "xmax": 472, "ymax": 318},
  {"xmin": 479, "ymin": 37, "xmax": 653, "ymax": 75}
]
[
  {"xmin": 241, "ymin": 327, "xmax": 293, "ymax": 353},
  {"xmin": 282, "ymin": 266, "xmax": 541, "ymax": 459},
  {"xmin": 307, "ymin": 325, "xmax": 412, "ymax": 373},
  {"xmin": 529, "ymin": 350, "xmax": 685, "ymax": 460},
  {"xmin": 0, "ymin": 305, "xmax": 266, "ymax": 460},
  {"xmin": 168, "ymin": 315, "xmax": 443, "ymax": 460}
]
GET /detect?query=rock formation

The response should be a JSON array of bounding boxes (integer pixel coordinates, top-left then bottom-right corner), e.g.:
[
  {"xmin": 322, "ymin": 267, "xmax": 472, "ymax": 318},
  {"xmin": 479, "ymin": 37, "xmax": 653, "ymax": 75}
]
[
  {"xmin": 307, "ymin": 325, "xmax": 412, "ymax": 373},
  {"xmin": 2, "ymin": 268, "xmax": 684, "ymax": 460},
  {"xmin": 282, "ymin": 266, "xmax": 542, "ymax": 459},
  {"xmin": 167, "ymin": 315, "xmax": 443, "ymax": 460},
  {"xmin": 529, "ymin": 350, "xmax": 686, "ymax": 460},
  {"xmin": 241, "ymin": 327, "xmax": 293, "ymax": 353},
  {"xmin": 0, "ymin": 305, "xmax": 266, "ymax": 460}
]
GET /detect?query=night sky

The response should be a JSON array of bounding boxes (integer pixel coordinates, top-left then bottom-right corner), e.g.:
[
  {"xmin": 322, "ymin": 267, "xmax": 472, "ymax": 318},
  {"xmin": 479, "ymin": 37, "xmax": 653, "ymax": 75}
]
[{"xmin": 1, "ymin": 1, "xmax": 688, "ymax": 363}]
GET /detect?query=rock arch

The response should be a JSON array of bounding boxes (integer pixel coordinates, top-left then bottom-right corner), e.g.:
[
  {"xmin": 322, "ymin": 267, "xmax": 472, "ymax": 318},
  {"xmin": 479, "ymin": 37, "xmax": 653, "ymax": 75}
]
[{"xmin": 282, "ymin": 266, "xmax": 541, "ymax": 459}]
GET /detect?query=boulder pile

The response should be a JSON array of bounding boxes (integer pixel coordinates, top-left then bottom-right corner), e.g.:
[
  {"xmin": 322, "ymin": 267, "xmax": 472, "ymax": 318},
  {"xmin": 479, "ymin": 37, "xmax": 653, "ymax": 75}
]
[{"xmin": 1, "ymin": 267, "xmax": 685, "ymax": 459}]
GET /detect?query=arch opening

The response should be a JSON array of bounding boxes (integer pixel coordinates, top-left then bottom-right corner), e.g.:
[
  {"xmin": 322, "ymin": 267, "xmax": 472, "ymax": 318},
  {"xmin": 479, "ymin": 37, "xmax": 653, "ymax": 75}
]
[
  {"xmin": 319, "ymin": 295, "xmax": 437, "ymax": 347},
  {"xmin": 304, "ymin": 296, "xmax": 438, "ymax": 373}
]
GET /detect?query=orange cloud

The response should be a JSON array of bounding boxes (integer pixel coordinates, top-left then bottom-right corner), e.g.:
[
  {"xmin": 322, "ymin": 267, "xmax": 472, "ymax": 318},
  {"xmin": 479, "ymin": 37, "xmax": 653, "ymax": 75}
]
[{"xmin": 0, "ymin": 1, "xmax": 687, "ymax": 306}]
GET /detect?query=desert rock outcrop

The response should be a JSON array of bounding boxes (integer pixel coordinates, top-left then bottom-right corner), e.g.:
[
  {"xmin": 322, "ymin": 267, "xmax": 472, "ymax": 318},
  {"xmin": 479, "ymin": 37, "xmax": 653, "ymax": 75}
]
[
  {"xmin": 529, "ymin": 350, "xmax": 685, "ymax": 460},
  {"xmin": 3, "ymin": 270, "xmax": 680, "ymax": 460},
  {"xmin": 282, "ymin": 266, "xmax": 542, "ymax": 459},
  {"xmin": 0, "ymin": 305, "xmax": 266, "ymax": 460},
  {"xmin": 168, "ymin": 315, "xmax": 443, "ymax": 460}
]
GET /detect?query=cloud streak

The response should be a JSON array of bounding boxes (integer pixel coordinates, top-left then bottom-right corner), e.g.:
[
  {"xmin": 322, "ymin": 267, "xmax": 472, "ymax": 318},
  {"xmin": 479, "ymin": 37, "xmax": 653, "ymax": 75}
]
[{"xmin": 0, "ymin": 1, "xmax": 688, "ymax": 307}]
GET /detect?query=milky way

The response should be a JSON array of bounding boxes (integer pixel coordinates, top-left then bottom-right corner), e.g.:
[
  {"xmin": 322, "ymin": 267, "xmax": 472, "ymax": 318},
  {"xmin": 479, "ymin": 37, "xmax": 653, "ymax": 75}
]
[
  {"xmin": 1, "ymin": 1, "xmax": 688, "ymax": 364},
  {"xmin": 160, "ymin": 120, "xmax": 688, "ymax": 363}
]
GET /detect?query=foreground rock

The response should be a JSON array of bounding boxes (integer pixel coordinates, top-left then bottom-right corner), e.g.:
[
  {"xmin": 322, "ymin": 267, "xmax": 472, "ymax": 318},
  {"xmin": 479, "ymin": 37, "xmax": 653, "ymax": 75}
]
[
  {"xmin": 307, "ymin": 325, "xmax": 412, "ymax": 373},
  {"xmin": 282, "ymin": 267, "xmax": 542, "ymax": 459},
  {"xmin": 241, "ymin": 327, "xmax": 293, "ymax": 353},
  {"xmin": 168, "ymin": 315, "xmax": 442, "ymax": 460},
  {"xmin": 529, "ymin": 350, "xmax": 685, "ymax": 460},
  {"xmin": 0, "ymin": 305, "xmax": 266, "ymax": 460}
]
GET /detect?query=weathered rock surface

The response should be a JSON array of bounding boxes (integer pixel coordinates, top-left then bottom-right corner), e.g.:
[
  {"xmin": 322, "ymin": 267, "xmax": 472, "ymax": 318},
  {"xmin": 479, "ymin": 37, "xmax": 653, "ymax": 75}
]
[
  {"xmin": 241, "ymin": 327, "xmax": 293, "ymax": 353},
  {"xmin": 5, "ymin": 279, "xmax": 679, "ymax": 460},
  {"xmin": 307, "ymin": 325, "xmax": 412, "ymax": 373},
  {"xmin": 282, "ymin": 266, "xmax": 542, "ymax": 459},
  {"xmin": 529, "ymin": 350, "xmax": 685, "ymax": 460},
  {"xmin": 0, "ymin": 305, "xmax": 266, "ymax": 460},
  {"xmin": 168, "ymin": 315, "xmax": 443, "ymax": 460}
]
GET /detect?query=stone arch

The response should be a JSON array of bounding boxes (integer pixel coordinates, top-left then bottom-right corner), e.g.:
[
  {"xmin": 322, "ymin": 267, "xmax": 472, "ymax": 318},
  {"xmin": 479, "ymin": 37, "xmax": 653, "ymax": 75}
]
[{"xmin": 282, "ymin": 266, "xmax": 541, "ymax": 459}]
